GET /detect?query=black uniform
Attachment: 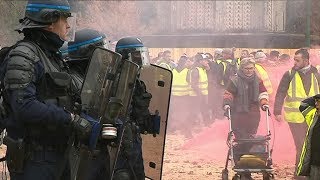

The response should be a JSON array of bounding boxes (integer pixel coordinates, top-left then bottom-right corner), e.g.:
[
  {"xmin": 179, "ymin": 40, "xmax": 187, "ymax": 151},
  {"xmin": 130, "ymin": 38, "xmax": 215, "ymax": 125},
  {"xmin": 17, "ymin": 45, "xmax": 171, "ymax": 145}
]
[{"xmin": 1, "ymin": 29, "xmax": 74, "ymax": 180}]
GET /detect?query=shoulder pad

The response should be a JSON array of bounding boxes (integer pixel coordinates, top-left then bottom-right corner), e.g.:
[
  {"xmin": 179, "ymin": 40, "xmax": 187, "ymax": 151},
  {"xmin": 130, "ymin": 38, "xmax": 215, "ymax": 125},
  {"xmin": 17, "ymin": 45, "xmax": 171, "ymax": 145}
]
[
  {"xmin": 4, "ymin": 42, "xmax": 39, "ymax": 90},
  {"xmin": 8, "ymin": 42, "xmax": 40, "ymax": 63}
]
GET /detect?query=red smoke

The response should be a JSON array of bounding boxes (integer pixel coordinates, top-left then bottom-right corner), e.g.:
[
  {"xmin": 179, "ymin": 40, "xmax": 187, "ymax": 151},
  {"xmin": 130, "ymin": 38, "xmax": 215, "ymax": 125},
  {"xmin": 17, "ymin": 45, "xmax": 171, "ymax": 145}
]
[{"xmin": 177, "ymin": 62, "xmax": 297, "ymax": 165}]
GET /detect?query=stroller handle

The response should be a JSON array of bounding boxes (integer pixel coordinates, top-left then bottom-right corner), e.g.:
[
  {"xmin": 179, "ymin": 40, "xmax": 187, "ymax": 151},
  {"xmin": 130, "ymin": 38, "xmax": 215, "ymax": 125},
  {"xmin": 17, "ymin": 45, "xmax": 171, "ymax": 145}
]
[
  {"xmin": 225, "ymin": 108, "xmax": 232, "ymax": 132},
  {"xmin": 265, "ymin": 107, "xmax": 271, "ymax": 136}
]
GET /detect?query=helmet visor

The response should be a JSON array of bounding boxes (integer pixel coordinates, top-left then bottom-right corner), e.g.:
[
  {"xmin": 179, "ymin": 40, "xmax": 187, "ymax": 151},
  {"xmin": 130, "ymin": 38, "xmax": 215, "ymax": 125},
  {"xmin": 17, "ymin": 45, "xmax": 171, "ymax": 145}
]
[
  {"xmin": 128, "ymin": 47, "xmax": 150, "ymax": 66},
  {"xmin": 65, "ymin": 13, "xmax": 77, "ymax": 41}
]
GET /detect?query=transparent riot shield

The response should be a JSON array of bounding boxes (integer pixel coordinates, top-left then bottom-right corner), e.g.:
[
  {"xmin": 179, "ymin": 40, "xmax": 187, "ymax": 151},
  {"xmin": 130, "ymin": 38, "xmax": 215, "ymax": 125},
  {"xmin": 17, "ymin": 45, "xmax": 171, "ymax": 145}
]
[
  {"xmin": 139, "ymin": 64, "xmax": 172, "ymax": 180},
  {"xmin": 109, "ymin": 60, "xmax": 140, "ymax": 176},
  {"xmin": 80, "ymin": 47, "xmax": 121, "ymax": 119},
  {"xmin": 114, "ymin": 60, "xmax": 140, "ymax": 116},
  {"xmin": 75, "ymin": 47, "xmax": 121, "ymax": 180}
]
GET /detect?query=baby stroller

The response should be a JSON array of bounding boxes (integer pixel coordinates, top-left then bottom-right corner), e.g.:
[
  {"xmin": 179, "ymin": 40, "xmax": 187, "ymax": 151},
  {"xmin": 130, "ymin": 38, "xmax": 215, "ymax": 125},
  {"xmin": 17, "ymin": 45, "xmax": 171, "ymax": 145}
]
[{"xmin": 221, "ymin": 106, "xmax": 274, "ymax": 180}]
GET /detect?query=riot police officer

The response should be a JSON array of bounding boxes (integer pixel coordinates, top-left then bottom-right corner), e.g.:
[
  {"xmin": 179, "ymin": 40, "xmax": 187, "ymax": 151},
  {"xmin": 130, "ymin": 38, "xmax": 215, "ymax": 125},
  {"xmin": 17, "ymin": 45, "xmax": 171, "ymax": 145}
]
[
  {"xmin": 64, "ymin": 28, "xmax": 111, "ymax": 180},
  {"xmin": 0, "ymin": 1, "xmax": 92, "ymax": 179},
  {"xmin": 67, "ymin": 28, "xmax": 109, "ymax": 96},
  {"xmin": 113, "ymin": 37, "xmax": 152, "ymax": 180}
]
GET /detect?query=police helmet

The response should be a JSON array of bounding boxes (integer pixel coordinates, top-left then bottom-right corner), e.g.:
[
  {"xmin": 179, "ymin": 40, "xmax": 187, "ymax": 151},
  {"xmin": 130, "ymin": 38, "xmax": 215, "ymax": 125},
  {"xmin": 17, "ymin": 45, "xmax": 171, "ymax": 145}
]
[
  {"xmin": 115, "ymin": 37, "xmax": 150, "ymax": 66},
  {"xmin": 67, "ymin": 28, "xmax": 108, "ymax": 61},
  {"xmin": 17, "ymin": 0, "xmax": 72, "ymax": 32}
]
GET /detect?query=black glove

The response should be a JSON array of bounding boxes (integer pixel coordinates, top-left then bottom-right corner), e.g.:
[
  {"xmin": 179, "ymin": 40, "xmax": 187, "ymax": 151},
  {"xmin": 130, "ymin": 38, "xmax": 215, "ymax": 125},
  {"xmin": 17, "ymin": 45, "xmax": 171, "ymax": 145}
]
[{"xmin": 71, "ymin": 114, "xmax": 92, "ymax": 138}]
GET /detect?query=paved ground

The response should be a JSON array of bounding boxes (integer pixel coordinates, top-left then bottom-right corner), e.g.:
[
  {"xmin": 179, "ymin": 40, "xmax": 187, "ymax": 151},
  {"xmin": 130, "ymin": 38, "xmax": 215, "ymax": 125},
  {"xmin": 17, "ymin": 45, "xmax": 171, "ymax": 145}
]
[
  {"xmin": 0, "ymin": 119, "xmax": 298, "ymax": 179},
  {"xmin": 162, "ymin": 119, "xmax": 297, "ymax": 180}
]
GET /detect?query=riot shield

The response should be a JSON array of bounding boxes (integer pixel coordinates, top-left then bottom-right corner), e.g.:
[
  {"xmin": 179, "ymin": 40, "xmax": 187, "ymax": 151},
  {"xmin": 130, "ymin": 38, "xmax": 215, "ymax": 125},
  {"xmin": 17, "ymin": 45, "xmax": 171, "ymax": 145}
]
[
  {"xmin": 80, "ymin": 47, "xmax": 121, "ymax": 119},
  {"xmin": 139, "ymin": 64, "xmax": 172, "ymax": 180},
  {"xmin": 75, "ymin": 47, "xmax": 122, "ymax": 180},
  {"xmin": 109, "ymin": 60, "xmax": 140, "ymax": 176},
  {"xmin": 73, "ymin": 48, "xmax": 139, "ymax": 179},
  {"xmin": 113, "ymin": 60, "xmax": 140, "ymax": 117}
]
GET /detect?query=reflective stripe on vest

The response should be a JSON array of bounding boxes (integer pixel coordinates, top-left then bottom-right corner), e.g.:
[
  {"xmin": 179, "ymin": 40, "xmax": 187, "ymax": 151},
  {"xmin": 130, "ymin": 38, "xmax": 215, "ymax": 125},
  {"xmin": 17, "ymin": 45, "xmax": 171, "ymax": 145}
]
[
  {"xmin": 237, "ymin": 58, "xmax": 241, "ymax": 66},
  {"xmin": 297, "ymin": 108, "xmax": 317, "ymax": 176},
  {"xmin": 189, "ymin": 67, "xmax": 208, "ymax": 96},
  {"xmin": 172, "ymin": 68, "xmax": 189, "ymax": 96},
  {"xmin": 216, "ymin": 59, "xmax": 232, "ymax": 86},
  {"xmin": 284, "ymin": 71, "xmax": 320, "ymax": 123},
  {"xmin": 255, "ymin": 64, "xmax": 273, "ymax": 94}
]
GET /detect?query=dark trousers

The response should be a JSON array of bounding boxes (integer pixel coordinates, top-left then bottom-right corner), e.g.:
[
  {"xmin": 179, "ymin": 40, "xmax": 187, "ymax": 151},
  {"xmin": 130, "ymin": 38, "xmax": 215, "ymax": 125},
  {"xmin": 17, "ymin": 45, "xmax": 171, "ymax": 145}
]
[
  {"xmin": 183, "ymin": 95, "xmax": 210, "ymax": 137},
  {"xmin": 115, "ymin": 135, "xmax": 144, "ymax": 180},
  {"xmin": 9, "ymin": 150, "xmax": 70, "ymax": 180},
  {"xmin": 231, "ymin": 106, "xmax": 261, "ymax": 138},
  {"xmin": 288, "ymin": 122, "xmax": 308, "ymax": 177},
  {"xmin": 309, "ymin": 165, "xmax": 320, "ymax": 180},
  {"xmin": 189, "ymin": 95, "xmax": 210, "ymax": 125},
  {"xmin": 231, "ymin": 106, "xmax": 261, "ymax": 164},
  {"xmin": 208, "ymin": 85, "xmax": 224, "ymax": 119},
  {"xmin": 75, "ymin": 148, "xmax": 110, "ymax": 180},
  {"xmin": 200, "ymin": 95, "xmax": 210, "ymax": 125}
]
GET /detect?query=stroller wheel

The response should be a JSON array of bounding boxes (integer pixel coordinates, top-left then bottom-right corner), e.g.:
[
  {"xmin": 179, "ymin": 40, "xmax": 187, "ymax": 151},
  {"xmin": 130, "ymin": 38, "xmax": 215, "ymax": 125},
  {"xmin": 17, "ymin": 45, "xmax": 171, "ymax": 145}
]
[
  {"xmin": 221, "ymin": 169, "xmax": 228, "ymax": 180},
  {"xmin": 263, "ymin": 173, "xmax": 274, "ymax": 180}
]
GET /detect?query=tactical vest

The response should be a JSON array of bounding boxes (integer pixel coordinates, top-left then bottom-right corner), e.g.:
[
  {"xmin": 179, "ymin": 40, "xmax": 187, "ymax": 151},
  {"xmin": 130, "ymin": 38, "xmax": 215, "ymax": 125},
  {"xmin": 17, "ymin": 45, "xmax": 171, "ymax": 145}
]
[
  {"xmin": 189, "ymin": 67, "xmax": 208, "ymax": 96},
  {"xmin": 36, "ymin": 48, "xmax": 72, "ymax": 111},
  {"xmin": 284, "ymin": 70, "xmax": 319, "ymax": 123},
  {"xmin": 171, "ymin": 68, "xmax": 189, "ymax": 96},
  {"xmin": 5, "ymin": 41, "xmax": 73, "ymax": 140},
  {"xmin": 255, "ymin": 64, "xmax": 273, "ymax": 94}
]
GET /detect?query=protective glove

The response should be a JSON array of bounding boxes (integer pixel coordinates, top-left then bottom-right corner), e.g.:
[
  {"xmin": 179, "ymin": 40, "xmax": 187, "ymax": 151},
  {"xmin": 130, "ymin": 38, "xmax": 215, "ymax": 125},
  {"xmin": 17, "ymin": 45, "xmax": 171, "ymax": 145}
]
[
  {"xmin": 71, "ymin": 114, "xmax": 92, "ymax": 138},
  {"xmin": 261, "ymin": 104, "xmax": 269, "ymax": 111}
]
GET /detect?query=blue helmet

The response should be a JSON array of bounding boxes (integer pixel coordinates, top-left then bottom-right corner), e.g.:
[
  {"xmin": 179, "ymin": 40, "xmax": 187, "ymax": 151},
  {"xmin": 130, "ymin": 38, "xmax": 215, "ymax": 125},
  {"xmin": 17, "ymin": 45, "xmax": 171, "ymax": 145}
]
[
  {"xmin": 67, "ymin": 28, "xmax": 108, "ymax": 61},
  {"xmin": 115, "ymin": 37, "xmax": 150, "ymax": 66},
  {"xmin": 17, "ymin": 0, "xmax": 72, "ymax": 32},
  {"xmin": 25, "ymin": 0, "xmax": 71, "ymax": 24}
]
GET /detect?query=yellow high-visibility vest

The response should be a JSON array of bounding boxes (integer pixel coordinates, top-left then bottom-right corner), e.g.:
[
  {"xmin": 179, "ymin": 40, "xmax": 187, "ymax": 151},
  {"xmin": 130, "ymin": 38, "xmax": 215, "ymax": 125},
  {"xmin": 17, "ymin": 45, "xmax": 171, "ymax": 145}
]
[
  {"xmin": 189, "ymin": 67, "xmax": 208, "ymax": 96},
  {"xmin": 297, "ymin": 107, "xmax": 317, "ymax": 176},
  {"xmin": 172, "ymin": 68, "xmax": 189, "ymax": 96},
  {"xmin": 255, "ymin": 64, "xmax": 273, "ymax": 94},
  {"xmin": 216, "ymin": 59, "xmax": 233, "ymax": 86},
  {"xmin": 284, "ymin": 70, "xmax": 319, "ymax": 123},
  {"xmin": 237, "ymin": 58, "xmax": 241, "ymax": 66}
]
